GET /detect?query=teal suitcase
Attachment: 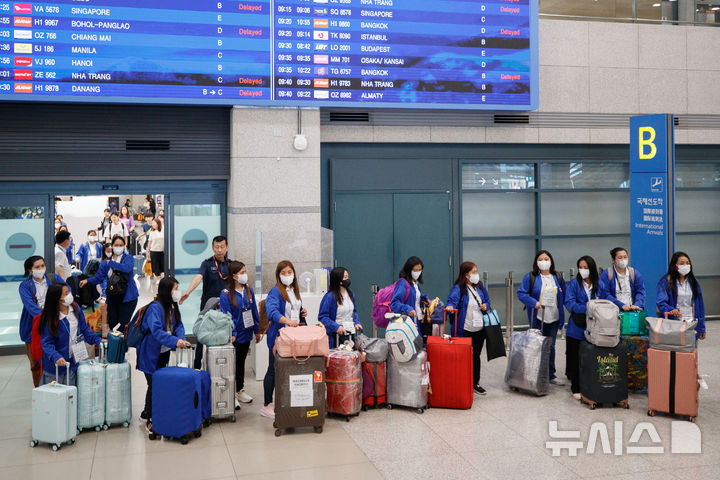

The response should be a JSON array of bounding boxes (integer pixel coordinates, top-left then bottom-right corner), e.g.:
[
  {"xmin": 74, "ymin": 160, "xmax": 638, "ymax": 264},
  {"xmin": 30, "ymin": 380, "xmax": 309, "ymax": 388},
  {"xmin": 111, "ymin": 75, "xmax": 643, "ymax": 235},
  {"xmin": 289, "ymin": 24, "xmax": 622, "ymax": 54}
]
[
  {"xmin": 76, "ymin": 359, "xmax": 105, "ymax": 432},
  {"xmin": 31, "ymin": 364, "xmax": 77, "ymax": 451}
]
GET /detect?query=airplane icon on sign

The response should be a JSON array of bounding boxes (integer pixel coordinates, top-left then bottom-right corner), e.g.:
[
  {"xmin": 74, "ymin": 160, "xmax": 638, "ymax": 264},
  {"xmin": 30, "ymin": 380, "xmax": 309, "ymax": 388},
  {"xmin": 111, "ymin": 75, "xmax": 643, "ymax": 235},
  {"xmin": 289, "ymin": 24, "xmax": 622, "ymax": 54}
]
[{"xmin": 651, "ymin": 177, "xmax": 663, "ymax": 192}]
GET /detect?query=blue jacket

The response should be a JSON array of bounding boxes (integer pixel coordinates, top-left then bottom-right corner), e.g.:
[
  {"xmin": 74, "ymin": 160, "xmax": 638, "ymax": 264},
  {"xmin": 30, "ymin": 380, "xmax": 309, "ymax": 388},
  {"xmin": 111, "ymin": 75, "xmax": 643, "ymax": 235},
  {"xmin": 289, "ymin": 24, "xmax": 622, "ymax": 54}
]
[
  {"xmin": 318, "ymin": 289, "xmax": 361, "ymax": 349},
  {"xmin": 41, "ymin": 303, "xmax": 101, "ymax": 374},
  {"xmin": 86, "ymin": 252, "xmax": 139, "ymax": 303},
  {"xmin": 220, "ymin": 287, "xmax": 259, "ymax": 344},
  {"xmin": 656, "ymin": 276, "xmax": 706, "ymax": 337},
  {"xmin": 390, "ymin": 279, "xmax": 427, "ymax": 330},
  {"xmin": 75, "ymin": 241, "xmax": 102, "ymax": 272},
  {"xmin": 563, "ymin": 278, "xmax": 603, "ymax": 341},
  {"xmin": 599, "ymin": 267, "xmax": 646, "ymax": 309},
  {"xmin": 18, "ymin": 273, "xmax": 65, "ymax": 343},
  {"xmin": 265, "ymin": 285, "xmax": 299, "ymax": 351},
  {"xmin": 445, "ymin": 284, "xmax": 492, "ymax": 337},
  {"xmin": 136, "ymin": 302, "xmax": 185, "ymax": 374},
  {"xmin": 517, "ymin": 272, "xmax": 566, "ymax": 329},
  {"xmin": 64, "ymin": 238, "xmax": 75, "ymax": 264}
]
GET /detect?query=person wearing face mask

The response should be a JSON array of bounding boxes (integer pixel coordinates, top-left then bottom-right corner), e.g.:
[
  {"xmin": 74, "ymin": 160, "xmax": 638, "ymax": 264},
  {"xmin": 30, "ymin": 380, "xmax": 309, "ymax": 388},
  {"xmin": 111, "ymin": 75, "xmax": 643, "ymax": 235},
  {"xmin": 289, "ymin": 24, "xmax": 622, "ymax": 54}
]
[
  {"xmin": 517, "ymin": 250, "xmax": 566, "ymax": 385},
  {"xmin": 19, "ymin": 256, "xmax": 66, "ymax": 387},
  {"xmin": 656, "ymin": 252, "xmax": 707, "ymax": 340},
  {"xmin": 318, "ymin": 267, "xmax": 363, "ymax": 349},
  {"xmin": 390, "ymin": 256, "xmax": 429, "ymax": 331},
  {"xmin": 261, "ymin": 260, "xmax": 308, "ymax": 419},
  {"xmin": 445, "ymin": 261, "xmax": 492, "ymax": 395},
  {"xmin": 38, "ymin": 284, "xmax": 103, "ymax": 386},
  {"xmin": 136, "ymin": 277, "xmax": 191, "ymax": 430},
  {"xmin": 75, "ymin": 230, "xmax": 102, "ymax": 273},
  {"xmin": 564, "ymin": 255, "xmax": 605, "ymax": 399},
  {"xmin": 80, "ymin": 235, "xmax": 139, "ymax": 332},
  {"xmin": 220, "ymin": 261, "xmax": 261, "ymax": 405},
  {"xmin": 599, "ymin": 247, "xmax": 646, "ymax": 312},
  {"xmin": 54, "ymin": 230, "xmax": 74, "ymax": 282}
]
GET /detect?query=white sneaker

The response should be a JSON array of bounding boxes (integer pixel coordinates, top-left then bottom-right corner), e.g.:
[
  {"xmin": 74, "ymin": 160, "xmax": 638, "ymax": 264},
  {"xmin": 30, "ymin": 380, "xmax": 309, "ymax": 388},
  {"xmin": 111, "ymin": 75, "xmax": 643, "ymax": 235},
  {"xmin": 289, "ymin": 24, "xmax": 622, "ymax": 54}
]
[
  {"xmin": 550, "ymin": 378, "xmax": 566, "ymax": 386},
  {"xmin": 260, "ymin": 403, "xmax": 275, "ymax": 419},
  {"xmin": 235, "ymin": 390, "xmax": 253, "ymax": 403},
  {"xmin": 573, "ymin": 393, "xmax": 581, "ymax": 400}
]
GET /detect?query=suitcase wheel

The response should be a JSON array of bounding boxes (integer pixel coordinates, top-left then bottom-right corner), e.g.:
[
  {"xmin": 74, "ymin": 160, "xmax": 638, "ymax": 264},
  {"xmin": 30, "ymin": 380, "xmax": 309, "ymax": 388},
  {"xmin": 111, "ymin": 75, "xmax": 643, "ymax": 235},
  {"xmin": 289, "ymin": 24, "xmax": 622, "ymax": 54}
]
[
  {"xmin": 345, "ymin": 416, "xmax": 350, "ymax": 422},
  {"xmin": 52, "ymin": 444, "xmax": 60, "ymax": 451},
  {"xmin": 95, "ymin": 426, "xmax": 101, "ymax": 432},
  {"xmin": 29, "ymin": 440, "xmax": 37, "ymax": 448},
  {"xmin": 689, "ymin": 416, "xmax": 696, "ymax": 423},
  {"xmin": 68, "ymin": 438, "xmax": 75, "ymax": 445},
  {"xmin": 386, "ymin": 404, "xmax": 393, "ymax": 410},
  {"xmin": 122, "ymin": 422, "xmax": 129, "ymax": 428},
  {"xmin": 275, "ymin": 429, "xmax": 282, "ymax": 437},
  {"xmin": 180, "ymin": 437, "xmax": 189, "ymax": 445},
  {"xmin": 647, "ymin": 409, "xmax": 656, "ymax": 417},
  {"xmin": 194, "ymin": 428, "xmax": 202, "ymax": 438},
  {"xmin": 148, "ymin": 432, "xmax": 158, "ymax": 440},
  {"xmin": 314, "ymin": 426, "xmax": 323, "ymax": 434},
  {"xmin": 230, "ymin": 415, "xmax": 237, "ymax": 423},
  {"xmin": 273, "ymin": 421, "xmax": 278, "ymax": 428},
  {"xmin": 203, "ymin": 419, "xmax": 211, "ymax": 428},
  {"xmin": 362, "ymin": 405, "xmax": 368, "ymax": 412},
  {"xmin": 416, "ymin": 408, "xmax": 424, "ymax": 414}
]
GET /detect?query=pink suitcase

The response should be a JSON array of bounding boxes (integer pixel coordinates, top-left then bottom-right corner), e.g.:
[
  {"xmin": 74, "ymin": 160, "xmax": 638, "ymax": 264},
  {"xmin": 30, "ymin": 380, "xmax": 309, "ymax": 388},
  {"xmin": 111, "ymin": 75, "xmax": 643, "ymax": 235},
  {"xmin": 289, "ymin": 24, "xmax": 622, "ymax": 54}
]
[{"xmin": 647, "ymin": 348, "xmax": 699, "ymax": 422}]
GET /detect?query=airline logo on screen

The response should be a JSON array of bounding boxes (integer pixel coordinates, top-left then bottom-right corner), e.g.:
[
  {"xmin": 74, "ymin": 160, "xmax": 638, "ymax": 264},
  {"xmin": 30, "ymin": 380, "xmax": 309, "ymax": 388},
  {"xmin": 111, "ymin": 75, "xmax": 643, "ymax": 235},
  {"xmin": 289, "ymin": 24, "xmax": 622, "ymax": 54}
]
[
  {"xmin": 313, "ymin": 0, "xmax": 328, "ymax": 3},
  {"xmin": 14, "ymin": 43, "xmax": 32, "ymax": 54},
  {"xmin": 14, "ymin": 29, "xmax": 32, "ymax": 40},
  {"xmin": 313, "ymin": 30, "xmax": 328, "ymax": 41},
  {"xmin": 313, "ymin": 78, "xmax": 329, "ymax": 88},
  {"xmin": 14, "ymin": 17, "xmax": 32, "ymax": 27},
  {"xmin": 13, "ymin": 3, "xmax": 32, "ymax": 14},
  {"xmin": 313, "ymin": 19, "xmax": 328, "ymax": 28},
  {"xmin": 14, "ymin": 70, "xmax": 32, "ymax": 80},
  {"xmin": 313, "ymin": 55, "xmax": 328, "ymax": 64},
  {"xmin": 14, "ymin": 83, "xmax": 32, "ymax": 93},
  {"xmin": 14, "ymin": 56, "xmax": 32, "ymax": 66}
]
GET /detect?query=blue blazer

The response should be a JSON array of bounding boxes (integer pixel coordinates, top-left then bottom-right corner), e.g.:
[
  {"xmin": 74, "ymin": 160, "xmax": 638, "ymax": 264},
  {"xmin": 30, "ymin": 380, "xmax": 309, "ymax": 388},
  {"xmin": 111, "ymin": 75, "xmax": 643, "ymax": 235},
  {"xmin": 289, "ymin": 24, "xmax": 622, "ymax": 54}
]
[
  {"xmin": 265, "ymin": 286, "xmax": 299, "ymax": 351},
  {"xmin": 75, "ymin": 242, "xmax": 102, "ymax": 271},
  {"xmin": 41, "ymin": 303, "xmax": 101, "ymax": 374},
  {"xmin": 390, "ymin": 279, "xmax": 427, "ymax": 329},
  {"xmin": 563, "ymin": 278, "xmax": 603, "ymax": 341},
  {"xmin": 445, "ymin": 284, "xmax": 491, "ymax": 337},
  {"xmin": 318, "ymin": 289, "xmax": 361, "ymax": 349},
  {"xmin": 220, "ymin": 287, "xmax": 259, "ymax": 344},
  {"xmin": 656, "ymin": 276, "xmax": 706, "ymax": 337},
  {"xmin": 18, "ymin": 273, "xmax": 65, "ymax": 343},
  {"xmin": 136, "ymin": 302, "xmax": 185, "ymax": 375},
  {"xmin": 86, "ymin": 252, "xmax": 139, "ymax": 303},
  {"xmin": 517, "ymin": 272, "xmax": 566, "ymax": 329},
  {"xmin": 599, "ymin": 268, "xmax": 646, "ymax": 309}
]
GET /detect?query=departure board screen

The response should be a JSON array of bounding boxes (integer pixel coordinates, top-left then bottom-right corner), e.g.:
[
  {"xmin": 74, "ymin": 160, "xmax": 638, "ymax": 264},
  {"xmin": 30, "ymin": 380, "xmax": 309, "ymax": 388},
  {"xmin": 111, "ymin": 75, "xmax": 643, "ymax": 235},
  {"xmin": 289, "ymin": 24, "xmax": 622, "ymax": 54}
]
[{"xmin": 0, "ymin": 0, "xmax": 538, "ymax": 109}]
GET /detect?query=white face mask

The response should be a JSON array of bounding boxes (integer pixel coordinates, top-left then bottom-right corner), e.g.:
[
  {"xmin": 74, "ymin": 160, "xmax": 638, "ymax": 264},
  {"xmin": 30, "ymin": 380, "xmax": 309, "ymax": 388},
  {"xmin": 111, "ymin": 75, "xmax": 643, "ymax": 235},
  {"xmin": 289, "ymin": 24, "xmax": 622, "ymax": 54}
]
[
  {"xmin": 54, "ymin": 223, "xmax": 61, "ymax": 229},
  {"xmin": 537, "ymin": 260, "xmax": 551, "ymax": 271},
  {"xmin": 171, "ymin": 290, "xmax": 182, "ymax": 303},
  {"xmin": 579, "ymin": 268, "xmax": 590, "ymax": 279},
  {"xmin": 411, "ymin": 270, "xmax": 422, "ymax": 281},
  {"xmin": 280, "ymin": 274, "xmax": 294, "ymax": 286},
  {"xmin": 62, "ymin": 293, "xmax": 74, "ymax": 306},
  {"xmin": 105, "ymin": 251, "xmax": 112, "ymax": 258},
  {"xmin": 616, "ymin": 259, "xmax": 629, "ymax": 269},
  {"xmin": 112, "ymin": 246, "xmax": 124, "ymax": 256},
  {"xmin": 88, "ymin": 235, "xmax": 96, "ymax": 243},
  {"xmin": 469, "ymin": 273, "xmax": 480, "ymax": 285},
  {"xmin": 32, "ymin": 268, "xmax": 46, "ymax": 279},
  {"xmin": 677, "ymin": 265, "xmax": 691, "ymax": 276},
  {"xmin": 236, "ymin": 273, "xmax": 248, "ymax": 285}
]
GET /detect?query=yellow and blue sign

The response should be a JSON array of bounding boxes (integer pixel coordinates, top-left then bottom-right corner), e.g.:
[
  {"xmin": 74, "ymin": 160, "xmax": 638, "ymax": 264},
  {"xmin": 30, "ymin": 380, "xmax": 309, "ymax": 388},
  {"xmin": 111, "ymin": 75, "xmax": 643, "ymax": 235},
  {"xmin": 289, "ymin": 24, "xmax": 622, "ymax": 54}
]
[{"xmin": 629, "ymin": 114, "xmax": 676, "ymax": 312}]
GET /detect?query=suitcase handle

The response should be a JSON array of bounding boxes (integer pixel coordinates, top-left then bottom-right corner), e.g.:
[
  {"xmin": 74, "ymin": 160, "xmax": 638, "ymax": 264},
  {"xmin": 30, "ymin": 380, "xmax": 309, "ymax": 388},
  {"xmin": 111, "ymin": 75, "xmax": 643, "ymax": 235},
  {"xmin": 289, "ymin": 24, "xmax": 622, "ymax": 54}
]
[
  {"xmin": 176, "ymin": 344, "xmax": 196, "ymax": 368},
  {"xmin": 443, "ymin": 308, "xmax": 456, "ymax": 337},
  {"xmin": 55, "ymin": 362, "xmax": 71, "ymax": 386}
]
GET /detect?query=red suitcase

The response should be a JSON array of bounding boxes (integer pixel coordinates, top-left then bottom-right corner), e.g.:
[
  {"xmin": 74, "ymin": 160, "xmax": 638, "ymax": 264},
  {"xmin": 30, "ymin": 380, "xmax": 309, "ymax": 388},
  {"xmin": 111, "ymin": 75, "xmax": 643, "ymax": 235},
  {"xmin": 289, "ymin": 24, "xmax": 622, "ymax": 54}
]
[
  {"xmin": 325, "ymin": 349, "xmax": 363, "ymax": 421},
  {"xmin": 647, "ymin": 348, "xmax": 699, "ymax": 422},
  {"xmin": 426, "ymin": 335, "xmax": 473, "ymax": 409},
  {"xmin": 362, "ymin": 361, "xmax": 387, "ymax": 409}
]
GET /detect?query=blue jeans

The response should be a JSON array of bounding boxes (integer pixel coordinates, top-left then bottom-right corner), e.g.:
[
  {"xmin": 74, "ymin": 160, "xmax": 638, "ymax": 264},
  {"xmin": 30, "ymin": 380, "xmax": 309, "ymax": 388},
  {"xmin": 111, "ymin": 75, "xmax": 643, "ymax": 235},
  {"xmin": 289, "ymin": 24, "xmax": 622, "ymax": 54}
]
[
  {"xmin": 41, "ymin": 369, "xmax": 76, "ymax": 386},
  {"xmin": 537, "ymin": 321, "xmax": 560, "ymax": 380},
  {"xmin": 263, "ymin": 350, "xmax": 275, "ymax": 406}
]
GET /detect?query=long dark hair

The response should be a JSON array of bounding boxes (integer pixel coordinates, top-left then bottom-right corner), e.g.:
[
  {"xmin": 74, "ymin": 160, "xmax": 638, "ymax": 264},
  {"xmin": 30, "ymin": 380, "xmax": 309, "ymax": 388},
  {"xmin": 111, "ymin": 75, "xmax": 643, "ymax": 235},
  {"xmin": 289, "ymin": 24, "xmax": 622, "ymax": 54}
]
[
  {"xmin": 226, "ymin": 261, "xmax": 252, "ymax": 309},
  {"xmin": 666, "ymin": 251, "xmax": 699, "ymax": 298},
  {"xmin": 24, "ymin": 255, "xmax": 44, "ymax": 277},
  {"xmin": 399, "ymin": 256, "xmax": 424, "ymax": 284},
  {"xmin": 39, "ymin": 284, "xmax": 65, "ymax": 337},
  {"xmin": 157, "ymin": 277, "xmax": 179, "ymax": 330},
  {"xmin": 576, "ymin": 255, "xmax": 599, "ymax": 298},
  {"xmin": 454, "ymin": 261, "xmax": 482, "ymax": 297},
  {"xmin": 531, "ymin": 250, "xmax": 557, "ymax": 276},
  {"xmin": 329, "ymin": 267, "xmax": 354, "ymax": 306}
]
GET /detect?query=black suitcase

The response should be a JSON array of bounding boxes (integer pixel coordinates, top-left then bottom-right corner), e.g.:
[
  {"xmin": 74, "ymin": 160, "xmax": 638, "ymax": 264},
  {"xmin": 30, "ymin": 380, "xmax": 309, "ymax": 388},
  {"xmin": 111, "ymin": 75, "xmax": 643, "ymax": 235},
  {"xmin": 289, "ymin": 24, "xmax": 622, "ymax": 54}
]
[
  {"xmin": 274, "ymin": 354, "xmax": 325, "ymax": 436},
  {"xmin": 579, "ymin": 341, "xmax": 629, "ymax": 409}
]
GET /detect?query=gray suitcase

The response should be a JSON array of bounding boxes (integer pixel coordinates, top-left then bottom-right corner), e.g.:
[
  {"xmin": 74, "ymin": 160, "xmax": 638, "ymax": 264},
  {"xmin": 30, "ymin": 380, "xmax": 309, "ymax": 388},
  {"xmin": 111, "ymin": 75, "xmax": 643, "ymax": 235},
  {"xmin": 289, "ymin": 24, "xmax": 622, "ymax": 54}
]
[
  {"xmin": 31, "ymin": 364, "xmax": 77, "ymax": 451},
  {"xmin": 205, "ymin": 344, "xmax": 237, "ymax": 422},
  {"xmin": 76, "ymin": 359, "xmax": 105, "ymax": 432},
  {"xmin": 386, "ymin": 350, "xmax": 429, "ymax": 413},
  {"xmin": 505, "ymin": 329, "xmax": 552, "ymax": 396},
  {"xmin": 274, "ymin": 354, "xmax": 325, "ymax": 436}
]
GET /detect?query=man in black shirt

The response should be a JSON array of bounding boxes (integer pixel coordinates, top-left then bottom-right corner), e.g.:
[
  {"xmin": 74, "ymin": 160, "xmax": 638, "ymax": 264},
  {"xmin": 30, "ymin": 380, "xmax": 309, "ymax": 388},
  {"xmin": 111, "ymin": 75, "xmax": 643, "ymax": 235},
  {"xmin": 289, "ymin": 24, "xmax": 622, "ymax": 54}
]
[{"xmin": 179, "ymin": 235, "xmax": 231, "ymax": 369}]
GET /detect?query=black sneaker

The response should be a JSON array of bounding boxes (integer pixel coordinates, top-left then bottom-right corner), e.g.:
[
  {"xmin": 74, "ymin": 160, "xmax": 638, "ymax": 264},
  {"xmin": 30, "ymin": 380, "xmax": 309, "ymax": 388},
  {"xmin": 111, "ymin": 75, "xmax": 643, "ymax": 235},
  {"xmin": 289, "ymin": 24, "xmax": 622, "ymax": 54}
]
[
  {"xmin": 140, "ymin": 410, "xmax": 148, "ymax": 420},
  {"xmin": 474, "ymin": 385, "xmax": 487, "ymax": 395}
]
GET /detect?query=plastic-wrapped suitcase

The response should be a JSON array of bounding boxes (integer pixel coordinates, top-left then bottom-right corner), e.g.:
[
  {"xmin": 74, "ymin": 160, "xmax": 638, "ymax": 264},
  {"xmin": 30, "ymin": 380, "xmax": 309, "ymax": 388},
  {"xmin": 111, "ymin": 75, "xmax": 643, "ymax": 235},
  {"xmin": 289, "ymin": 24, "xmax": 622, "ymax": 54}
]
[
  {"xmin": 103, "ymin": 341, "xmax": 132, "ymax": 429},
  {"xmin": 134, "ymin": 255, "xmax": 145, "ymax": 277},
  {"xmin": 76, "ymin": 359, "xmax": 105, "ymax": 432},
  {"xmin": 205, "ymin": 344, "xmax": 237, "ymax": 422},
  {"xmin": 274, "ymin": 354, "xmax": 326, "ymax": 436},
  {"xmin": 386, "ymin": 350, "xmax": 429, "ymax": 413},
  {"xmin": 325, "ymin": 349, "xmax": 362, "ymax": 421},
  {"xmin": 362, "ymin": 361, "xmax": 387, "ymax": 409},
  {"xmin": 622, "ymin": 335, "xmax": 649, "ymax": 393},
  {"xmin": 427, "ymin": 335, "xmax": 473, "ymax": 409},
  {"xmin": 579, "ymin": 341, "xmax": 629, "ymax": 409},
  {"xmin": 505, "ymin": 329, "xmax": 551, "ymax": 396},
  {"xmin": 30, "ymin": 365, "xmax": 77, "ymax": 451},
  {"xmin": 647, "ymin": 348, "xmax": 699, "ymax": 422}
]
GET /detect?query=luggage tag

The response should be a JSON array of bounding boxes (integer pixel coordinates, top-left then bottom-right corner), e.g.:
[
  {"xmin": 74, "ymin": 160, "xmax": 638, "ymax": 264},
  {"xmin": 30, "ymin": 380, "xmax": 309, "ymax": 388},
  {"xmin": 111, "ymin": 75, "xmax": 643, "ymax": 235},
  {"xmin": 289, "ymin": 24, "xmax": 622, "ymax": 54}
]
[
  {"xmin": 242, "ymin": 309, "xmax": 254, "ymax": 329},
  {"xmin": 541, "ymin": 287, "xmax": 557, "ymax": 308},
  {"xmin": 72, "ymin": 340, "xmax": 89, "ymax": 362}
]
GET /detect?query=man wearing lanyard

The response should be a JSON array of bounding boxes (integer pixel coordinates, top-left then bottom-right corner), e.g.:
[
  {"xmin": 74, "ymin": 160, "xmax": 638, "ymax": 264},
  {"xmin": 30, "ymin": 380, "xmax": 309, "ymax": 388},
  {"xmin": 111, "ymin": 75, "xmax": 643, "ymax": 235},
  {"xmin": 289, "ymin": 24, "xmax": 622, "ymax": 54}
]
[{"xmin": 179, "ymin": 235, "xmax": 231, "ymax": 369}]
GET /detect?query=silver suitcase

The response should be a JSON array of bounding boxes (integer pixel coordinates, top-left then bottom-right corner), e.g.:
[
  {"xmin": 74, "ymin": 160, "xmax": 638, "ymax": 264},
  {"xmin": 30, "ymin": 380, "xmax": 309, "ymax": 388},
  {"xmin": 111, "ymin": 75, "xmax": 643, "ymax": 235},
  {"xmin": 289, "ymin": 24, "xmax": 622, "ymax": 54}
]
[
  {"xmin": 387, "ymin": 350, "xmax": 429, "ymax": 413},
  {"xmin": 76, "ymin": 359, "xmax": 105, "ymax": 432},
  {"xmin": 205, "ymin": 344, "xmax": 237, "ymax": 422},
  {"xmin": 31, "ymin": 364, "xmax": 77, "ymax": 450}
]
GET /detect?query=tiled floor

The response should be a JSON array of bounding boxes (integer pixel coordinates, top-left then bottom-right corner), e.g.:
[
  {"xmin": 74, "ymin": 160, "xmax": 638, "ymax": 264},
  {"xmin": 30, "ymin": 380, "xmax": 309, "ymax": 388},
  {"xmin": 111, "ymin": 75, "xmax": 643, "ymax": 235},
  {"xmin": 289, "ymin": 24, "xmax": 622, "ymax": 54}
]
[{"xmin": 1, "ymin": 324, "xmax": 719, "ymax": 480}]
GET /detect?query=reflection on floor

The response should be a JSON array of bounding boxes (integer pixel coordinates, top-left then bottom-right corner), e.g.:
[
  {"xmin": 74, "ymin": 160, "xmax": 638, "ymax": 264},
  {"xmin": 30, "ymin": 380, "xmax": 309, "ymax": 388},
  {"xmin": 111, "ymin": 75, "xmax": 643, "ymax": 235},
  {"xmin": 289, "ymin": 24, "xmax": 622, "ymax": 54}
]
[{"xmin": 1, "ymin": 325, "xmax": 719, "ymax": 479}]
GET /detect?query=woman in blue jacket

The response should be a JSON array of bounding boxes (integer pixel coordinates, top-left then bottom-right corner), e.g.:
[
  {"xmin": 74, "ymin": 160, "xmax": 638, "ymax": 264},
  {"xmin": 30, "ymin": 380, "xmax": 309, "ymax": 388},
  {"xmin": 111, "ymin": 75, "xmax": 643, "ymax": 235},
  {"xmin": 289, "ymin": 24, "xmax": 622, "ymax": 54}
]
[
  {"xmin": 599, "ymin": 247, "xmax": 645, "ymax": 312},
  {"xmin": 39, "ymin": 283, "xmax": 102, "ymax": 386},
  {"xmin": 517, "ymin": 250, "xmax": 566, "ymax": 385},
  {"xmin": 80, "ymin": 235, "xmax": 139, "ymax": 332},
  {"xmin": 390, "ymin": 256, "xmax": 429, "ymax": 330},
  {"xmin": 220, "ymin": 261, "xmax": 261, "ymax": 406},
  {"xmin": 656, "ymin": 251, "xmax": 707, "ymax": 340},
  {"xmin": 19, "ymin": 255, "xmax": 66, "ymax": 387},
  {"xmin": 261, "ymin": 260, "xmax": 307, "ymax": 420},
  {"xmin": 74, "ymin": 230, "xmax": 102, "ymax": 272},
  {"xmin": 318, "ymin": 267, "xmax": 363, "ymax": 349},
  {"xmin": 445, "ymin": 261, "xmax": 492, "ymax": 395},
  {"xmin": 136, "ymin": 277, "xmax": 190, "ymax": 429},
  {"xmin": 564, "ymin": 255, "xmax": 602, "ymax": 399}
]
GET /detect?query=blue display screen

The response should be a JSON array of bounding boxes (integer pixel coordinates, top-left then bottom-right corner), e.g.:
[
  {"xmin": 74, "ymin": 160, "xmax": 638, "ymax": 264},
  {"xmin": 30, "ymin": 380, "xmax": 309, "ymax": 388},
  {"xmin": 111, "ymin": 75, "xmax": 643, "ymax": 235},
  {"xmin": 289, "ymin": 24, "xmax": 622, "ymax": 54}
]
[{"xmin": 0, "ymin": 0, "xmax": 538, "ymax": 109}]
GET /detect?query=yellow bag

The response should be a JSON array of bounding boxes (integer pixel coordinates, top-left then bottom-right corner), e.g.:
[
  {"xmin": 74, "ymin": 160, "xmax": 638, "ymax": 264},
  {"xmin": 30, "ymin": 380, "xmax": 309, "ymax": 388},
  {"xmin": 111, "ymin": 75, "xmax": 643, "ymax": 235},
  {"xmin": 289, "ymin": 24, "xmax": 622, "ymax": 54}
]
[{"xmin": 143, "ymin": 259, "xmax": 152, "ymax": 276}]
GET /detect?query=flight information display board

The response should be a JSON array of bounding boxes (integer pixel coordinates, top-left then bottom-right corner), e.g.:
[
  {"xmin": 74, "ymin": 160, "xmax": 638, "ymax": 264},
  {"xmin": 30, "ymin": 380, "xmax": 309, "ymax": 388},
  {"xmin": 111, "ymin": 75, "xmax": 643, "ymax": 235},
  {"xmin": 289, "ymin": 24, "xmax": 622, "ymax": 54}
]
[{"xmin": 0, "ymin": 0, "xmax": 538, "ymax": 109}]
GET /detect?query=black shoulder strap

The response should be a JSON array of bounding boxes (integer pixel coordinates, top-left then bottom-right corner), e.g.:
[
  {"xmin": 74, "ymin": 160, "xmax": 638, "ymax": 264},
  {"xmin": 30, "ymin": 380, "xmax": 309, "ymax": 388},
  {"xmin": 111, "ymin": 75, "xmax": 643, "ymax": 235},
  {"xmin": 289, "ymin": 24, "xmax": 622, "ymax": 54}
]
[{"xmin": 528, "ymin": 272, "xmax": 537, "ymax": 294}]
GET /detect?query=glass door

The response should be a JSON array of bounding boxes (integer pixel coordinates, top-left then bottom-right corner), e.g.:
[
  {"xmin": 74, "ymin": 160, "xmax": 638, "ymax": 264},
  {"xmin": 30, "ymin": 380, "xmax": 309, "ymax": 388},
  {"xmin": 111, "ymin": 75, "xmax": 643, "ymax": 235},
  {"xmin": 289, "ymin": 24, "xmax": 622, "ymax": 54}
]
[{"xmin": 0, "ymin": 195, "xmax": 51, "ymax": 348}]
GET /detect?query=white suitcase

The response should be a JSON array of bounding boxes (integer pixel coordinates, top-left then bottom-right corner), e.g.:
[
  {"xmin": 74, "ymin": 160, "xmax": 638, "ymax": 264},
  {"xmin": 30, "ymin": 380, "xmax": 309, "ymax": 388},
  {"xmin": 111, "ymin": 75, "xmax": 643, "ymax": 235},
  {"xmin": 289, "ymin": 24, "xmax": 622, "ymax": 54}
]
[
  {"xmin": 31, "ymin": 364, "xmax": 78, "ymax": 450},
  {"xmin": 205, "ymin": 344, "xmax": 237, "ymax": 422}
]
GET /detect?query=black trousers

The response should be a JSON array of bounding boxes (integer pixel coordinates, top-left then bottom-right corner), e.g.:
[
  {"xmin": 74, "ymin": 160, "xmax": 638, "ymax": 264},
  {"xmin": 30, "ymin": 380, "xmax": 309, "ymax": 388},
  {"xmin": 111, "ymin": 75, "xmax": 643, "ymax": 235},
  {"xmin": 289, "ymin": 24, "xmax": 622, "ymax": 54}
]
[
  {"xmin": 565, "ymin": 336, "xmax": 581, "ymax": 394},
  {"xmin": 465, "ymin": 329, "xmax": 487, "ymax": 387},
  {"xmin": 144, "ymin": 350, "xmax": 171, "ymax": 418},
  {"xmin": 150, "ymin": 251, "xmax": 164, "ymax": 276},
  {"xmin": 234, "ymin": 341, "xmax": 251, "ymax": 391},
  {"xmin": 106, "ymin": 296, "xmax": 138, "ymax": 332}
]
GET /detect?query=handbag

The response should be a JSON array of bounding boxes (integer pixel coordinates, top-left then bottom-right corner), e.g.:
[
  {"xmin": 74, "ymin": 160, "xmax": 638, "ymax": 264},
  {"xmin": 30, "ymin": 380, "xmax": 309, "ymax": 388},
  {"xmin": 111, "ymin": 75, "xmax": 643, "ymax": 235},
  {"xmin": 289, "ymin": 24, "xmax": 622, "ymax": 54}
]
[
  {"xmin": 107, "ymin": 270, "xmax": 128, "ymax": 297},
  {"xmin": 482, "ymin": 309, "xmax": 506, "ymax": 361}
]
